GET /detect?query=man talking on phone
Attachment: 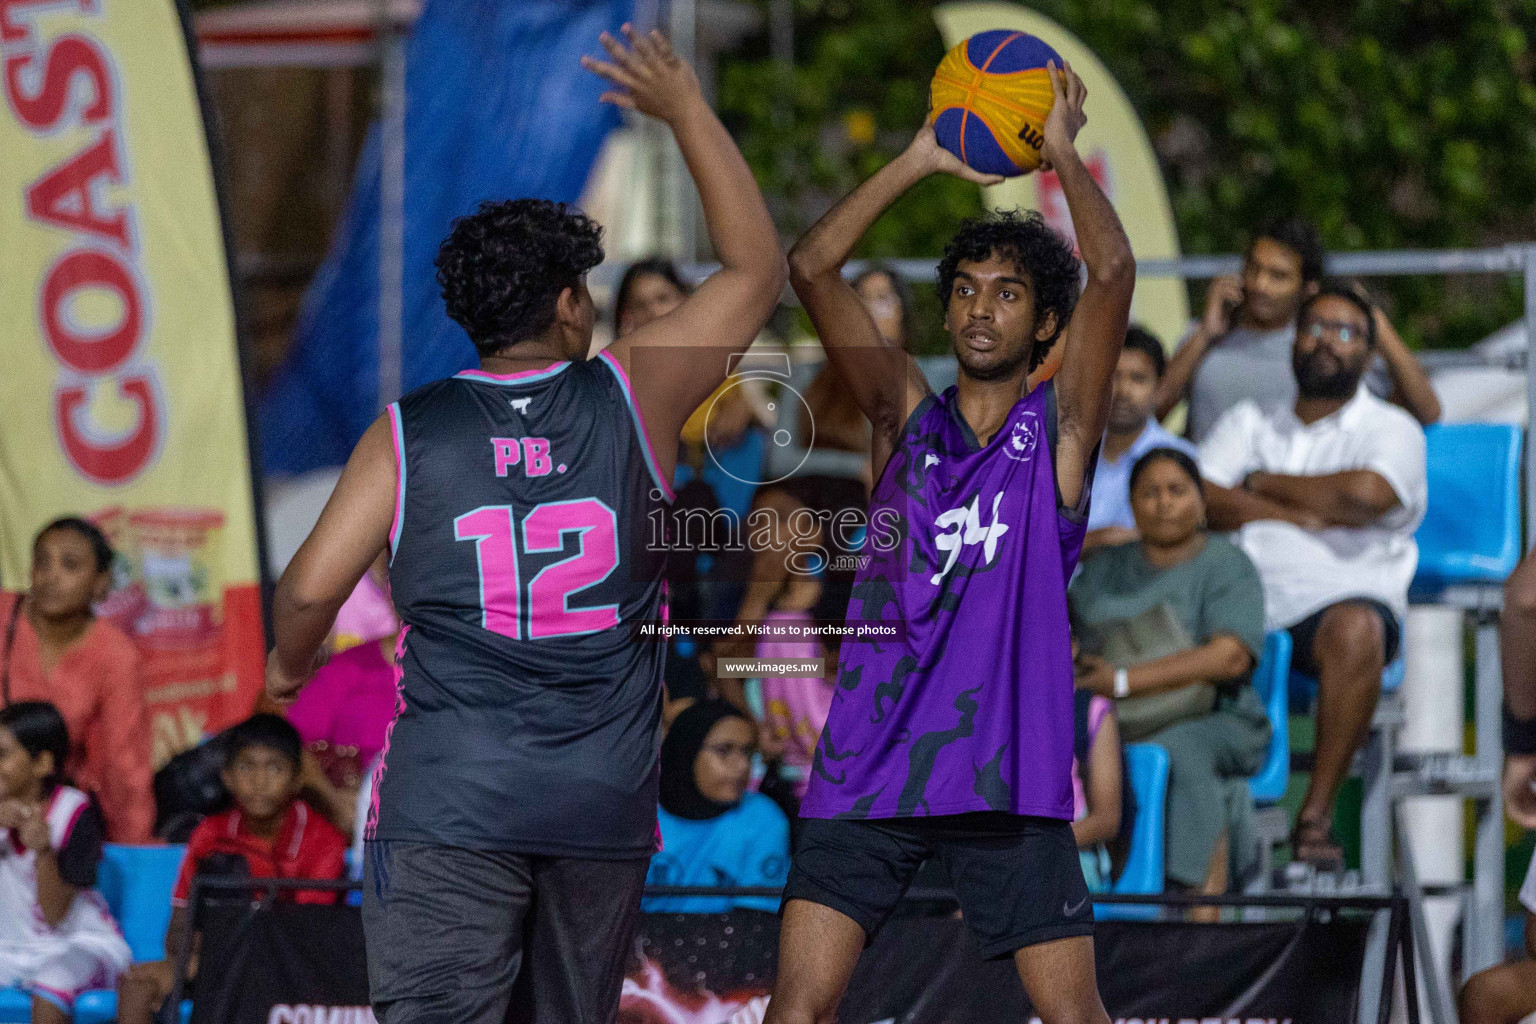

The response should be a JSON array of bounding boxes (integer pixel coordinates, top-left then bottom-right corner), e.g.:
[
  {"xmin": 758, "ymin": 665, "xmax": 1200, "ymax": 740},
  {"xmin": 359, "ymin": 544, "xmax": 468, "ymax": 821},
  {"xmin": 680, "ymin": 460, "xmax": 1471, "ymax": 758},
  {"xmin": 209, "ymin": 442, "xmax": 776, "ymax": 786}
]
[{"xmin": 1154, "ymin": 218, "xmax": 1439, "ymax": 442}]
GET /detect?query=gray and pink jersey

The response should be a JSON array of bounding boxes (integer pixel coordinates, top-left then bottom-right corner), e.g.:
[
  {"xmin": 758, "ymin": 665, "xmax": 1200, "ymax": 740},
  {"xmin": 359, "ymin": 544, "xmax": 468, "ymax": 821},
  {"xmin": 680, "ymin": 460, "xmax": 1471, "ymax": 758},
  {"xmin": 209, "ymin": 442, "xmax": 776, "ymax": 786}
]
[
  {"xmin": 799, "ymin": 380, "xmax": 1089, "ymax": 822},
  {"xmin": 372, "ymin": 354, "xmax": 671, "ymax": 858}
]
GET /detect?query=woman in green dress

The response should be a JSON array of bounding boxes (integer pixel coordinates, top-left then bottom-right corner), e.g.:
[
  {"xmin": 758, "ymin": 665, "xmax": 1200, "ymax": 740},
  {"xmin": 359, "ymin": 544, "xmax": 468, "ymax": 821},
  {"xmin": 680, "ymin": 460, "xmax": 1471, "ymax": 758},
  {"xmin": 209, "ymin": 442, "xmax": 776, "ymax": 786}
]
[{"xmin": 1069, "ymin": 447, "xmax": 1271, "ymax": 901}]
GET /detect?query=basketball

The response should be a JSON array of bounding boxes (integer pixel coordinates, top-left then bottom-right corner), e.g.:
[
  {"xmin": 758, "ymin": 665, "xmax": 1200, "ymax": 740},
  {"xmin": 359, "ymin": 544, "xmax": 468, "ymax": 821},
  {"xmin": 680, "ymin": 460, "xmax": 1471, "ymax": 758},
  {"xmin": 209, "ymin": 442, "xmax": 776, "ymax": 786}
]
[{"xmin": 929, "ymin": 29, "xmax": 1061, "ymax": 178}]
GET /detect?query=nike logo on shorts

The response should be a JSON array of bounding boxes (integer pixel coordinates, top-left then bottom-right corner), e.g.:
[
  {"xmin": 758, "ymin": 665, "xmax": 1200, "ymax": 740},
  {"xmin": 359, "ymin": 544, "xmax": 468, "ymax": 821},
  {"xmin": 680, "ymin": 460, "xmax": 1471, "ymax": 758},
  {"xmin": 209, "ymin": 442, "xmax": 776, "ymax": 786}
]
[{"xmin": 1063, "ymin": 896, "xmax": 1087, "ymax": 916}]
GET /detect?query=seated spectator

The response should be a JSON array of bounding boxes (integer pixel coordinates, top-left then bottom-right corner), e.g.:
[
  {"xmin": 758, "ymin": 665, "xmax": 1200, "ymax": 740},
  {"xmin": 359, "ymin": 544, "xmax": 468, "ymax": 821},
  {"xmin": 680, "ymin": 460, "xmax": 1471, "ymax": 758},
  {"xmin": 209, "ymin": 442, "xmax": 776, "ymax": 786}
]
[
  {"xmin": 116, "ymin": 715, "xmax": 346, "ymax": 1024},
  {"xmin": 756, "ymin": 606, "xmax": 837, "ymax": 799},
  {"xmin": 0, "ymin": 702, "xmax": 130, "ymax": 1024},
  {"xmin": 1459, "ymin": 848, "xmax": 1536, "ymax": 1024},
  {"xmin": 1199, "ymin": 287, "xmax": 1427, "ymax": 868},
  {"xmin": 614, "ymin": 256, "xmax": 689, "ymax": 338},
  {"xmin": 1069, "ymin": 689, "xmax": 1122, "ymax": 893},
  {"xmin": 613, "ymin": 257, "xmax": 772, "ymax": 627},
  {"xmin": 1071, "ymin": 448, "xmax": 1270, "ymax": 898},
  {"xmin": 1083, "ymin": 325, "xmax": 1198, "ymax": 556},
  {"xmin": 1156, "ymin": 219, "xmax": 1439, "ymax": 442},
  {"xmin": 0, "ymin": 518, "xmax": 153, "ymax": 842},
  {"xmin": 615, "ymin": 257, "xmax": 774, "ymax": 467},
  {"xmin": 286, "ymin": 635, "xmax": 399, "ymax": 839},
  {"xmin": 718, "ymin": 268, "xmax": 896, "ymax": 667},
  {"xmin": 643, "ymin": 701, "xmax": 789, "ymax": 914}
]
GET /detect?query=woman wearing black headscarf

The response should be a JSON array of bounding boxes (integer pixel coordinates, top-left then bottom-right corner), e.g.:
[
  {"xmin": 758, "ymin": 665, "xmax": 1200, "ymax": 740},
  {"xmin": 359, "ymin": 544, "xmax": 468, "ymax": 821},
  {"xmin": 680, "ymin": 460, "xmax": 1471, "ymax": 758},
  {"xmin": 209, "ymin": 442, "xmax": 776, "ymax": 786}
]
[{"xmin": 644, "ymin": 701, "xmax": 790, "ymax": 913}]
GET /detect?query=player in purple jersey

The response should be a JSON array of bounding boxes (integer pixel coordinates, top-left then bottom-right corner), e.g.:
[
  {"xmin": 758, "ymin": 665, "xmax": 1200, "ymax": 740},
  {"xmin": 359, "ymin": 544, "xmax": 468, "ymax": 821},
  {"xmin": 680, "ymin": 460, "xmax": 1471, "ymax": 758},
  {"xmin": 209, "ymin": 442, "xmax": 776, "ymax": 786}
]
[
  {"xmin": 763, "ymin": 63, "xmax": 1133, "ymax": 1024},
  {"xmin": 265, "ymin": 27, "xmax": 785, "ymax": 1024}
]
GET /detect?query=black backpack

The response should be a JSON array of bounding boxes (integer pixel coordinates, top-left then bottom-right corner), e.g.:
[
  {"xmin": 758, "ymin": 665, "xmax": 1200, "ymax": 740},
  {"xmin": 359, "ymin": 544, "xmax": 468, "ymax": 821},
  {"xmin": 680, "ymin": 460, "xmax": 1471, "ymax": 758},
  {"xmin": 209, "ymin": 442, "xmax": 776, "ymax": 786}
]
[
  {"xmin": 153, "ymin": 729, "xmax": 234, "ymax": 842},
  {"xmin": 1072, "ymin": 689, "xmax": 1136, "ymax": 881}
]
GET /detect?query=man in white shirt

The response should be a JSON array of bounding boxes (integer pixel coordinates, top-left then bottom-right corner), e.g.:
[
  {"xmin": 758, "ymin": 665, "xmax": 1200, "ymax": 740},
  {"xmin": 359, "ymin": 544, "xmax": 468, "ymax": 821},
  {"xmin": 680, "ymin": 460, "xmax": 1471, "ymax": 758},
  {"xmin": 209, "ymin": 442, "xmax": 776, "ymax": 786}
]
[{"xmin": 1199, "ymin": 286, "xmax": 1427, "ymax": 870}]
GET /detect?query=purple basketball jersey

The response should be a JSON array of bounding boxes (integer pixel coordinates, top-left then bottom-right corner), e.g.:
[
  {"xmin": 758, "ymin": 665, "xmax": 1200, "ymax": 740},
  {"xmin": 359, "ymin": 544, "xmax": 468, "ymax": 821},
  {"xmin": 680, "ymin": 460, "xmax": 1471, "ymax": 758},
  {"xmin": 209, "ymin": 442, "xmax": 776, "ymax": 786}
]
[{"xmin": 799, "ymin": 381, "xmax": 1087, "ymax": 821}]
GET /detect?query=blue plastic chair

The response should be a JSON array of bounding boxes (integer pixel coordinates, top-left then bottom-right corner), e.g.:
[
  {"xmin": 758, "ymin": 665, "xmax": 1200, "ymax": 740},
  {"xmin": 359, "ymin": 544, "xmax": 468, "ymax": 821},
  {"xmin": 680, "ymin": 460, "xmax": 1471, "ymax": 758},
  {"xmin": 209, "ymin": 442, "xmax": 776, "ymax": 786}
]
[
  {"xmin": 1411, "ymin": 423, "xmax": 1524, "ymax": 597},
  {"xmin": 0, "ymin": 845, "xmax": 187, "ymax": 1023},
  {"xmin": 75, "ymin": 845, "xmax": 187, "ymax": 1024},
  {"xmin": 1249, "ymin": 631, "xmax": 1293, "ymax": 806},
  {"xmin": 1289, "ymin": 652, "xmax": 1405, "ymax": 707},
  {"xmin": 73, "ymin": 990, "xmax": 192, "ymax": 1024},
  {"xmin": 0, "ymin": 989, "xmax": 29, "ymax": 1024},
  {"xmin": 96, "ymin": 844, "xmax": 186, "ymax": 963},
  {"xmin": 1096, "ymin": 742, "xmax": 1169, "ymax": 921}
]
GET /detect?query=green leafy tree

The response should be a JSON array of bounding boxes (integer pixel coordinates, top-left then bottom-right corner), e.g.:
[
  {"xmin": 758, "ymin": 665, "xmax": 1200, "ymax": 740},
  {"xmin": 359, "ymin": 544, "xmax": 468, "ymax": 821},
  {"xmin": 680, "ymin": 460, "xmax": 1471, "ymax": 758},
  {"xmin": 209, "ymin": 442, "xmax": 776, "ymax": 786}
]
[{"xmin": 719, "ymin": 0, "xmax": 1536, "ymax": 350}]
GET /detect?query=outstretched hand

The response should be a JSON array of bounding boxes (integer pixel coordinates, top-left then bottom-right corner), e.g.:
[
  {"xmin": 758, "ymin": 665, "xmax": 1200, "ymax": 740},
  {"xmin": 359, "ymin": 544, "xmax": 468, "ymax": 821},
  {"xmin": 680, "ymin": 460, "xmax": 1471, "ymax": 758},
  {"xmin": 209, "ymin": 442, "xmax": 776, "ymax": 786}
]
[
  {"xmin": 1038, "ymin": 60, "xmax": 1087, "ymax": 172},
  {"xmin": 904, "ymin": 124, "xmax": 1005, "ymax": 187},
  {"xmin": 581, "ymin": 24, "xmax": 703, "ymax": 125}
]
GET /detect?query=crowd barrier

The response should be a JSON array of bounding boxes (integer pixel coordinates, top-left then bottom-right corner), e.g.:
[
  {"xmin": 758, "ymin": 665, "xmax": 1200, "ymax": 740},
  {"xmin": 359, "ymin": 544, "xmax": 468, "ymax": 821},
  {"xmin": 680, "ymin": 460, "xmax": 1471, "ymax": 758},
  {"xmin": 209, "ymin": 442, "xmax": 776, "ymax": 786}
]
[{"xmin": 166, "ymin": 877, "xmax": 1419, "ymax": 1024}]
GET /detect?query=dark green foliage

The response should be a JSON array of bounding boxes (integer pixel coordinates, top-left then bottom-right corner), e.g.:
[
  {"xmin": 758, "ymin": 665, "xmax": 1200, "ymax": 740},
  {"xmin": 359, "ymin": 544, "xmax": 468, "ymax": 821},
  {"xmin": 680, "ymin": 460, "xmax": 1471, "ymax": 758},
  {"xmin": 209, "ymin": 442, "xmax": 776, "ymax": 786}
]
[{"xmin": 719, "ymin": 0, "xmax": 1536, "ymax": 350}]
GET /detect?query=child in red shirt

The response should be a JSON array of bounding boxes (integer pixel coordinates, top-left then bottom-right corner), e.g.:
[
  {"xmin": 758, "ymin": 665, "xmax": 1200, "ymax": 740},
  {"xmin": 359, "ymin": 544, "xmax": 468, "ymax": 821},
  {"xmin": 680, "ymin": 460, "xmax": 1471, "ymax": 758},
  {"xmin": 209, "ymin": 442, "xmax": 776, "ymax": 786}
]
[{"xmin": 116, "ymin": 715, "xmax": 345, "ymax": 1024}]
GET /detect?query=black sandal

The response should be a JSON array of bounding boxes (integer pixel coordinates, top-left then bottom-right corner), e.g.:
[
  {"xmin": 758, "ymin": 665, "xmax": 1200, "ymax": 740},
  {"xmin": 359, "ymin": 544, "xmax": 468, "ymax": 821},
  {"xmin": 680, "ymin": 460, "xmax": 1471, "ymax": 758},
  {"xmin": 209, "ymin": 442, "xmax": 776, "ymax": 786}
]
[{"xmin": 1291, "ymin": 817, "xmax": 1345, "ymax": 872}]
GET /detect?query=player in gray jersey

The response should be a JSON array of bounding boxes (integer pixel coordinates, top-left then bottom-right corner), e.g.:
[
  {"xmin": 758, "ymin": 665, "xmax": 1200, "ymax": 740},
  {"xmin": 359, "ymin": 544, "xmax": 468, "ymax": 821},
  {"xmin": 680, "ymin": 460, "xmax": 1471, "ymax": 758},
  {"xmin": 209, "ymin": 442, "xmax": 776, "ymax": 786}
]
[{"xmin": 266, "ymin": 26, "xmax": 785, "ymax": 1024}]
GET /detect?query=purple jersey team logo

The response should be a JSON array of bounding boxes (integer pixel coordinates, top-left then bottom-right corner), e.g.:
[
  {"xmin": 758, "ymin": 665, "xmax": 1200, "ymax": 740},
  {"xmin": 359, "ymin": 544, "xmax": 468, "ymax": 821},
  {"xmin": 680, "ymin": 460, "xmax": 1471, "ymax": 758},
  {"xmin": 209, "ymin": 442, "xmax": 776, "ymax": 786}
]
[{"xmin": 1005, "ymin": 410, "xmax": 1040, "ymax": 462}]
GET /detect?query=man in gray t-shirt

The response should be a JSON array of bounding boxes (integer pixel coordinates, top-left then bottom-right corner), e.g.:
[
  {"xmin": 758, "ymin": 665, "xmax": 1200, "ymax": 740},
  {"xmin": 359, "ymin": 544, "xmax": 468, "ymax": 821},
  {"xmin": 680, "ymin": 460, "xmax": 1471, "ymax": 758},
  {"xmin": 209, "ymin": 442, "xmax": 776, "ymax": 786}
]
[
  {"xmin": 1182, "ymin": 321, "xmax": 1298, "ymax": 443},
  {"xmin": 1157, "ymin": 219, "xmax": 1441, "ymax": 443}
]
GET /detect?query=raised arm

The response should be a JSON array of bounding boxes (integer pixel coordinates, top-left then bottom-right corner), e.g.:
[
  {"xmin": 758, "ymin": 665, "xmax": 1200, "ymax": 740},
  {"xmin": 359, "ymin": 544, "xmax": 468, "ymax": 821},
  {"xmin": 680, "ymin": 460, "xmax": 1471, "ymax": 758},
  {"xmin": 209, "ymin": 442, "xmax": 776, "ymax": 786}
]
[
  {"xmin": 9, "ymin": 802, "xmax": 74, "ymax": 925},
  {"xmin": 268, "ymin": 415, "xmax": 396, "ymax": 702},
  {"xmin": 1371, "ymin": 305, "xmax": 1441, "ymax": 425},
  {"xmin": 585, "ymin": 27, "xmax": 787, "ymax": 478},
  {"xmin": 1154, "ymin": 276, "xmax": 1242, "ymax": 420},
  {"xmin": 788, "ymin": 129, "xmax": 998, "ymax": 477},
  {"xmin": 1047, "ymin": 62, "xmax": 1137, "ymax": 510}
]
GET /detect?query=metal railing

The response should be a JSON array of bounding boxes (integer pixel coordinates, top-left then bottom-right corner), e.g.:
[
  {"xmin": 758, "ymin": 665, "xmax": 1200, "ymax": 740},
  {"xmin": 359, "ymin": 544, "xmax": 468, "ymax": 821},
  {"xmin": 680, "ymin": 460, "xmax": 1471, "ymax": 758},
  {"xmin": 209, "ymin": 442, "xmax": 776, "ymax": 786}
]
[{"xmin": 637, "ymin": 243, "xmax": 1536, "ymax": 523}]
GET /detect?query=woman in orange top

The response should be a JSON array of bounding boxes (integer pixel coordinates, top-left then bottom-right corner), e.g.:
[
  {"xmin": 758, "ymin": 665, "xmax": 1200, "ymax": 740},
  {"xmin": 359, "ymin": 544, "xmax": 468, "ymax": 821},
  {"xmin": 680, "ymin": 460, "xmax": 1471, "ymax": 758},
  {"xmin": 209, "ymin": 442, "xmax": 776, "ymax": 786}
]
[{"xmin": 1, "ymin": 518, "xmax": 153, "ymax": 842}]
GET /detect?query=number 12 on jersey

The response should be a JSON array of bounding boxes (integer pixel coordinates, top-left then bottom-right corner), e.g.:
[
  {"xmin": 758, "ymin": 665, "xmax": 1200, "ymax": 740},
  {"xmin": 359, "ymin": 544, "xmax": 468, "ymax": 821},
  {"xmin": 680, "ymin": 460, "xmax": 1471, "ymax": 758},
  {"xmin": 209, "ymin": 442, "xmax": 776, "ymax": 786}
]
[{"xmin": 453, "ymin": 498, "xmax": 621, "ymax": 640}]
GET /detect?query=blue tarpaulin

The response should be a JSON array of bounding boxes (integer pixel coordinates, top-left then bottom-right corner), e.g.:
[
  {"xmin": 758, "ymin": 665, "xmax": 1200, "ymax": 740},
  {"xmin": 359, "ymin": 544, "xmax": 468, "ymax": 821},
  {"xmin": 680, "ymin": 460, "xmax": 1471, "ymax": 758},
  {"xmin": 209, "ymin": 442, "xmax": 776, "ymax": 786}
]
[{"xmin": 259, "ymin": 0, "xmax": 632, "ymax": 475}]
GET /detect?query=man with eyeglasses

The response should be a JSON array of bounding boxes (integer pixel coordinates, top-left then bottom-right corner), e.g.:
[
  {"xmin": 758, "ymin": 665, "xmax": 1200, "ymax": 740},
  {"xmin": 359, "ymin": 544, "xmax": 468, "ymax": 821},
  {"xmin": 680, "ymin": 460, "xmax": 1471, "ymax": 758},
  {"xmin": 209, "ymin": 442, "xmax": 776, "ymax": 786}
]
[
  {"xmin": 1155, "ymin": 219, "xmax": 1441, "ymax": 442},
  {"xmin": 1197, "ymin": 286, "xmax": 1427, "ymax": 871}
]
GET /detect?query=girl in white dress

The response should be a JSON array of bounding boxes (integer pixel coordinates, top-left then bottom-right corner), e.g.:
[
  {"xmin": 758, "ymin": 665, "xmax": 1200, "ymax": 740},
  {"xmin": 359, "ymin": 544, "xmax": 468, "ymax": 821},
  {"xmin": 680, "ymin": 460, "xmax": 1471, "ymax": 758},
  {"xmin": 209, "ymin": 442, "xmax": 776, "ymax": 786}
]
[{"xmin": 0, "ymin": 701, "xmax": 130, "ymax": 1022}]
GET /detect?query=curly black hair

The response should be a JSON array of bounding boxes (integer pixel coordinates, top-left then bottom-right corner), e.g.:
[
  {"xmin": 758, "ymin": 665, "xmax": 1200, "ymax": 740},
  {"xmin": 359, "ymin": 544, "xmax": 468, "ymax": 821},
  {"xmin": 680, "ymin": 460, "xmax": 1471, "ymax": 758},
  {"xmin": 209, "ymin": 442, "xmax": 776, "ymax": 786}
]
[
  {"xmin": 435, "ymin": 199, "xmax": 605, "ymax": 355},
  {"xmin": 1254, "ymin": 217, "xmax": 1325, "ymax": 284},
  {"xmin": 936, "ymin": 210, "xmax": 1081, "ymax": 370}
]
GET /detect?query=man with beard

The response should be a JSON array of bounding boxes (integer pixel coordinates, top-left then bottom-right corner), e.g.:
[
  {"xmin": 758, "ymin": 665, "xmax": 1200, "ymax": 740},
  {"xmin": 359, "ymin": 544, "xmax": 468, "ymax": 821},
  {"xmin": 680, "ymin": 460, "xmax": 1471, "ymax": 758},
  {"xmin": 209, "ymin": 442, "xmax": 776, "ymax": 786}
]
[
  {"xmin": 1199, "ymin": 286, "xmax": 1427, "ymax": 869},
  {"xmin": 1155, "ymin": 220, "xmax": 1440, "ymax": 442}
]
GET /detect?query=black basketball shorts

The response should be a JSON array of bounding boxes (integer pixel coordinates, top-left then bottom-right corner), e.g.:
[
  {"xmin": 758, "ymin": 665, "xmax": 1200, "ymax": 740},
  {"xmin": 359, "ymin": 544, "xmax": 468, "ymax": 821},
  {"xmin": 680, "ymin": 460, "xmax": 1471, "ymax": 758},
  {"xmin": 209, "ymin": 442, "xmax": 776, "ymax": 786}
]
[{"xmin": 781, "ymin": 811, "xmax": 1094, "ymax": 960}]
